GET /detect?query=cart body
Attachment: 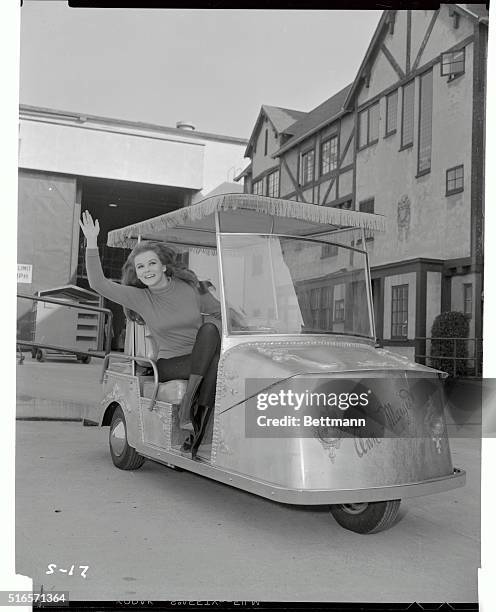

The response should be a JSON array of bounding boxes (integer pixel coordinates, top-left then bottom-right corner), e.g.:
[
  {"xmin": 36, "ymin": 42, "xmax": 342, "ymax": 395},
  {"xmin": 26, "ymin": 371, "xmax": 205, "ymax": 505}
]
[{"xmin": 93, "ymin": 194, "xmax": 465, "ymax": 531}]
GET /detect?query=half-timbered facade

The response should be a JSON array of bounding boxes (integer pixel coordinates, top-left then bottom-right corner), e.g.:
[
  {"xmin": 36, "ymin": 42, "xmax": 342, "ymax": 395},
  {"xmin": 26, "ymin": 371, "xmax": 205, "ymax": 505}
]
[
  {"xmin": 274, "ymin": 85, "xmax": 356, "ymax": 209},
  {"xmin": 238, "ymin": 105, "xmax": 306, "ymax": 198},
  {"xmin": 237, "ymin": 5, "xmax": 487, "ymax": 365},
  {"xmin": 344, "ymin": 4, "xmax": 487, "ymax": 359}
]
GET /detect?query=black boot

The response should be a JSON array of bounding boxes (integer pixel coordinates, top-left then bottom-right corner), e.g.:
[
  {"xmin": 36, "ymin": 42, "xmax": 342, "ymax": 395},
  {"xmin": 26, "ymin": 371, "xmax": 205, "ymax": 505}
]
[
  {"xmin": 191, "ymin": 405, "xmax": 213, "ymax": 460},
  {"xmin": 180, "ymin": 433, "xmax": 194, "ymax": 453},
  {"xmin": 178, "ymin": 374, "xmax": 203, "ymax": 431}
]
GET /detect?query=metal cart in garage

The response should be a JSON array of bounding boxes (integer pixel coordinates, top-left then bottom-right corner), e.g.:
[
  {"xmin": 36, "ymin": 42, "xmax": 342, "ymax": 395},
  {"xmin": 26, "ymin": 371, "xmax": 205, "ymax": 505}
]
[{"xmin": 29, "ymin": 285, "xmax": 105, "ymax": 363}]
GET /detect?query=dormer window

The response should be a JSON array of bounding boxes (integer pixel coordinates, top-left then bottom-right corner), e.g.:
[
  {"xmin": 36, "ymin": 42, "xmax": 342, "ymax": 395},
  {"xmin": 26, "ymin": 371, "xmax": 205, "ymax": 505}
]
[{"xmin": 441, "ymin": 48, "xmax": 465, "ymax": 80}]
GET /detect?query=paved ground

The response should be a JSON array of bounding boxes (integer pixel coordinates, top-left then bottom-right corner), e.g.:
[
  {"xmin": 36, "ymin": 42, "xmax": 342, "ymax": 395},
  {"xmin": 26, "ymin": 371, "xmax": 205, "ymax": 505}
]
[
  {"xmin": 16, "ymin": 420, "xmax": 480, "ymax": 603},
  {"xmin": 16, "ymin": 357, "xmax": 102, "ymax": 419}
]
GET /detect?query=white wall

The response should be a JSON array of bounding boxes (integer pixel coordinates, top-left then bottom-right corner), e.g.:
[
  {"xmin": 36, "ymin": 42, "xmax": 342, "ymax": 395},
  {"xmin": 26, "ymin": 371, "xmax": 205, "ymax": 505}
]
[
  {"xmin": 19, "ymin": 119, "xmax": 205, "ymax": 189},
  {"xmin": 196, "ymin": 140, "xmax": 248, "ymax": 200}
]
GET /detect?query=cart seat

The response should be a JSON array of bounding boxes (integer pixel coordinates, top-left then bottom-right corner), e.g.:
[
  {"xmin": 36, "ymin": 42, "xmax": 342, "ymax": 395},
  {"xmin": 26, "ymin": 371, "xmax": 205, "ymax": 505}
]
[
  {"xmin": 141, "ymin": 378, "xmax": 187, "ymax": 404},
  {"xmin": 126, "ymin": 321, "xmax": 187, "ymax": 403},
  {"xmin": 107, "ymin": 361, "xmax": 132, "ymax": 374}
]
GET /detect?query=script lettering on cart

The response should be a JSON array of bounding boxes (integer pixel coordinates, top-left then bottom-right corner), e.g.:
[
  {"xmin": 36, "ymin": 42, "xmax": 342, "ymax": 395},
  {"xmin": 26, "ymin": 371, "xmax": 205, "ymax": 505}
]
[{"xmin": 354, "ymin": 436, "xmax": 382, "ymax": 458}]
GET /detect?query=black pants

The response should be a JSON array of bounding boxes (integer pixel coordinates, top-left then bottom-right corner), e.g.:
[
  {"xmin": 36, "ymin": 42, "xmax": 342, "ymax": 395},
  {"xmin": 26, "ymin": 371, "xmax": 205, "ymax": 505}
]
[{"xmin": 156, "ymin": 322, "xmax": 221, "ymax": 407}]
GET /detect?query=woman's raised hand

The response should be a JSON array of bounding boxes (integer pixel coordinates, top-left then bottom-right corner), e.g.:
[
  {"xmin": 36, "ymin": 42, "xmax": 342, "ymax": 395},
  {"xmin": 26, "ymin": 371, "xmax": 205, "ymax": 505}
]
[{"xmin": 79, "ymin": 211, "xmax": 100, "ymax": 248}]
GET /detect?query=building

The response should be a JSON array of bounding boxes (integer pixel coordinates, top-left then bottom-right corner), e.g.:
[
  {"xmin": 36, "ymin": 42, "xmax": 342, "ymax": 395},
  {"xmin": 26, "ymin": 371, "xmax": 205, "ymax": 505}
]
[
  {"xmin": 17, "ymin": 105, "xmax": 247, "ymax": 343},
  {"xmin": 238, "ymin": 4, "xmax": 488, "ymax": 365},
  {"xmin": 240, "ymin": 105, "xmax": 306, "ymax": 198}
]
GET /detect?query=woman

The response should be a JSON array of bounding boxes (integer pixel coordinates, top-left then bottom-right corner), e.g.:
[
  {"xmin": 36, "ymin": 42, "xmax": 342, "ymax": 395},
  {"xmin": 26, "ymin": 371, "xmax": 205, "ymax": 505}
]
[{"xmin": 79, "ymin": 211, "xmax": 220, "ymax": 457}]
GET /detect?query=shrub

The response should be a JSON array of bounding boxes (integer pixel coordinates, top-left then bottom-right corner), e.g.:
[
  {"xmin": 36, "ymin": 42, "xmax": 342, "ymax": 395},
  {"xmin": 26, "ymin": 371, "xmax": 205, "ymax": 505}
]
[{"xmin": 430, "ymin": 311, "xmax": 470, "ymax": 376}]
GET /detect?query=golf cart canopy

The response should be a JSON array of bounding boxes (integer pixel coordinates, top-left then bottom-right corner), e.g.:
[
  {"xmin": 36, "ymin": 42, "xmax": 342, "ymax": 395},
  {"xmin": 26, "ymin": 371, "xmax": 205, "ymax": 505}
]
[{"xmin": 106, "ymin": 193, "xmax": 386, "ymax": 250}]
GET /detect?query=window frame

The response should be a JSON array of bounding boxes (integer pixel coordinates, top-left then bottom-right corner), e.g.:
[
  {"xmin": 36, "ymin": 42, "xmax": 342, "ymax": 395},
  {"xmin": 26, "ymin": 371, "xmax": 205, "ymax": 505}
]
[
  {"xmin": 333, "ymin": 283, "xmax": 346, "ymax": 323},
  {"xmin": 446, "ymin": 164, "xmax": 464, "ymax": 196},
  {"xmin": 417, "ymin": 69, "xmax": 433, "ymax": 177},
  {"xmin": 300, "ymin": 148, "xmax": 315, "ymax": 186},
  {"xmin": 359, "ymin": 198, "xmax": 374, "ymax": 214},
  {"xmin": 333, "ymin": 199, "xmax": 353, "ymax": 210},
  {"xmin": 252, "ymin": 177, "xmax": 265, "ymax": 196},
  {"xmin": 400, "ymin": 80, "xmax": 415, "ymax": 150},
  {"xmin": 391, "ymin": 284, "xmax": 409, "ymax": 339},
  {"xmin": 267, "ymin": 169, "xmax": 280, "ymax": 198},
  {"xmin": 385, "ymin": 90, "xmax": 398, "ymax": 137},
  {"xmin": 463, "ymin": 283, "xmax": 473, "ymax": 318},
  {"xmin": 320, "ymin": 243, "xmax": 339, "ymax": 259},
  {"xmin": 440, "ymin": 47, "xmax": 466, "ymax": 80},
  {"xmin": 320, "ymin": 135, "xmax": 338, "ymax": 176},
  {"xmin": 358, "ymin": 101, "xmax": 380, "ymax": 150}
]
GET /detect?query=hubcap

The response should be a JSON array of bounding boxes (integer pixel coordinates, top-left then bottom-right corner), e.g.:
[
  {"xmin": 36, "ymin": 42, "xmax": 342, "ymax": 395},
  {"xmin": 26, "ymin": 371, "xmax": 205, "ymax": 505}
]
[
  {"xmin": 340, "ymin": 502, "xmax": 369, "ymax": 515},
  {"xmin": 110, "ymin": 419, "xmax": 126, "ymax": 457}
]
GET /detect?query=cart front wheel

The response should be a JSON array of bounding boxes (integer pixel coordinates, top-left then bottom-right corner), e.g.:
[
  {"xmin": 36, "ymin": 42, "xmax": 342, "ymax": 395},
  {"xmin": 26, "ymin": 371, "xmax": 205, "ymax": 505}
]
[
  {"xmin": 329, "ymin": 499, "xmax": 401, "ymax": 534},
  {"xmin": 35, "ymin": 349, "xmax": 46, "ymax": 362},
  {"xmin": 77, "ymin": 355, "xmax": 91, "ymax": 364},
  {"xmin": 109, "ymin": 406, "xmax": 145, "ymax": 470}
]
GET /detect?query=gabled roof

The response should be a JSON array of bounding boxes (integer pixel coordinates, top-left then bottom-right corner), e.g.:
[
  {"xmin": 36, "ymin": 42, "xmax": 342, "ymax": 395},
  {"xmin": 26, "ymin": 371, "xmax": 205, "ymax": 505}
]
[
  {"xmin": 454, "ymin": 4, "xmax": 489, "ymax": 22},
  {"xmin": 273, "ymin": 84, "xmax": 352, "ymax": 156},
  {"xmin": 263, "ymin": 105, "xmax": 306, "ymax": 133},
  {"xmin": 343, "ymin": 5, "xmax": 488, "ymax": 110},
  {"xmin": 244, "ymin": 105, "xmax": 305, "ymax": 157},
  {"xmin": 342, "ymin": 10, "xmax": 392, "ymax": 111},
  {"xmin": 233, "ymin": 162, "xmax": 252, "ymax": 182},
  {"xmin": 203, "ymin": 181, "xmax": 244, "ymax": 198}
]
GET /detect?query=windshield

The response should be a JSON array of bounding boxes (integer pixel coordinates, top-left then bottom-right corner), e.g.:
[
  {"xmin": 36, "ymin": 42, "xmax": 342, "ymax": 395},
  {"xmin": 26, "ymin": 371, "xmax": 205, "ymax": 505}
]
[{"xmin": 219, "ymin": 234, "xmax": 373, "ymax": 338}]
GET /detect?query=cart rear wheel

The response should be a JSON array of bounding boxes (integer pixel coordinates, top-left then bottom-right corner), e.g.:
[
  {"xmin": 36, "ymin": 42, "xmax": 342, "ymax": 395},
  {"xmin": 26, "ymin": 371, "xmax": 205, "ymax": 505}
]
[
  {"xmin": 35, "ymin": 349, "xmax": 46, "ymax": 362},
  {"xmin": 109, "ymin": 406, "xmax": 145, "ymax": 470},
  {"xmin": 77, "ymin": 355, "xmax": 91, "ymax": 364},
  {"xmin": 329, "ymin": 499, "xmax": 401, "ymax": 534}
]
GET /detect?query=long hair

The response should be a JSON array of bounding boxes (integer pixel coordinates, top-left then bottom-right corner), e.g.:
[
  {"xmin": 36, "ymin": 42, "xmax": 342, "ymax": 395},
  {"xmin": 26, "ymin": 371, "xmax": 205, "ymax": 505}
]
[{"xmin": 121, "ymin": 240, "xmax": 199, "ymax": 324}]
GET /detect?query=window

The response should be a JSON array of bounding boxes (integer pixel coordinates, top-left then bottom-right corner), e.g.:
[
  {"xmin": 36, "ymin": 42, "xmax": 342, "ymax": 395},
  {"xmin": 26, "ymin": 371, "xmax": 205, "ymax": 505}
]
[
  {"xmin": 253, "ymin": 178, "xmax": 265, "ymax": 196},
  {"xmin": 446, "ymin": 165, "xmax": 464, "ymax": 195},
  {"xmin": 359, "ymin": 198, "xmax": 374, "ymax": 214},
  {"xmin": 320, "ymin": 136, "xmax": 338, "ymax": 175},
  {"xmin": 334, "ymin": 200, "xmax": 352, "ymax": 210},
  {"xmin": 358, "ymin": 102, "xmax": 379, "ymax": 148},
  {"xmin": 300, "ymin": 149, "xmax": 315, "ymax": 185},
  {"xmin": 441, "ymin": 48, "xmax": 465, "ymax": 79},
  {"xmin": 385, "ymin": 90, "xmax": 398, "ymax": 136},
  {"xmin": 463, "ymin": 283, "xmax": 473, "ymax": 317},
  {"xmin": 391, "ymin": 284, "xmax": 408, "ymax": 338},
  {"xmin": 264, "ymin": 128, "xmax": 269, "ymax": 156},
  {"xmin": 417, "ymin": 70, "xmax": 433, "ymax": 175},
  {"xmin": 334, "ymin": 299, "xmax": 345, "ymax": 322},
  {"xmin": 321, "ymin": 243, "xmax": 339, "ymax": 258},
  {"xmin": 333, "ymin": 284, "xmax": 346, "ymax": 322},
  {"xmin": 267, "ymin": 170, "xmax": 279, "ymax": 197},
  {"xmin": 401, "ymin": 81, "xmax": 415, "ymax": 148}
]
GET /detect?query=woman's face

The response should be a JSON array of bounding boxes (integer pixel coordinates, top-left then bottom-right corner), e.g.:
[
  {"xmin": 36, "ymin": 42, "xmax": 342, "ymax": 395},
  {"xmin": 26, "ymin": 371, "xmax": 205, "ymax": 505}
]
[{"xmin": 134, "ymin": 250, "xmax": 168, "ymax": 288}]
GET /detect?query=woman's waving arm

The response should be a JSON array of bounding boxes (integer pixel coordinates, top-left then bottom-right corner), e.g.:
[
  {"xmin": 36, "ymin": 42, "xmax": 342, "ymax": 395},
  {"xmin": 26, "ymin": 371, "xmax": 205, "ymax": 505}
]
[
  {"xmin": 79, "ymin": 210, "xmax": 100, "ymax": 249},
  {"xmin": 80, "ymin": 211, "xmax": 144, "ymax": 311}
]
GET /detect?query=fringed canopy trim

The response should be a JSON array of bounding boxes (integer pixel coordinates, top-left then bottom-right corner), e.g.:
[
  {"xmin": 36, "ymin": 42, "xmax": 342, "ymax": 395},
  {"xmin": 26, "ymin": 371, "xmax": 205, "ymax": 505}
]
[{"xmin": 107, "ymin": 193, "xmax": 386, "ymax": 248}]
